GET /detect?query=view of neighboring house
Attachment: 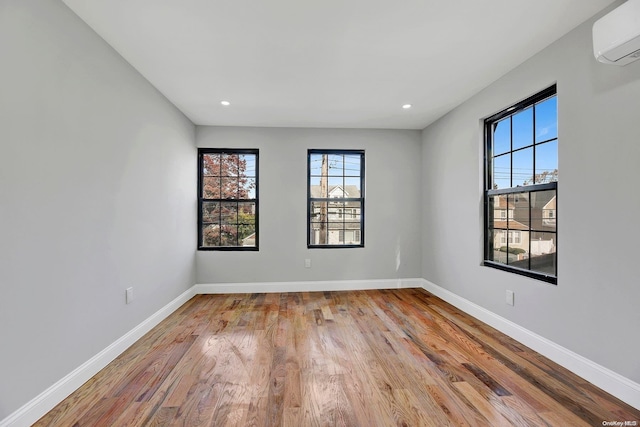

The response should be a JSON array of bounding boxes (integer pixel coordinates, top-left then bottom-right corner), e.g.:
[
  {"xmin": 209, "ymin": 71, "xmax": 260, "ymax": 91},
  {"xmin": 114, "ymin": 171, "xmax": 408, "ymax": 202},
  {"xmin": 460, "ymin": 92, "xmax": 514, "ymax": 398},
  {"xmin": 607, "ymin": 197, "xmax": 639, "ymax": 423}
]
[
  {"xmin": 492, "ymin": 191, "xmax": 556, "ymax": 265},
  {"xmin": 309, "ymin": 185, "xmax": 362, "ymax": 245},
  {"xmin": 492, "ymin": 195, "xmax": 530, "ymax": 263},
  {"xmin": 542, "ymin": 195, "xmax": 557, "ymax": 226}
]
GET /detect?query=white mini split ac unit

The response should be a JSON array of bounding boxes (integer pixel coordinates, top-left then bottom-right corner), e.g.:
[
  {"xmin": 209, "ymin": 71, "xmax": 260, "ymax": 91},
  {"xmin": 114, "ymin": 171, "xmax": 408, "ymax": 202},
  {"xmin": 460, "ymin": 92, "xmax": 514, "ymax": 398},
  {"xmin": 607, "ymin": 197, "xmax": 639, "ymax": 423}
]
[{"xmin": 593, "ymin": 0, "xmax": 640, "ymax": 66}]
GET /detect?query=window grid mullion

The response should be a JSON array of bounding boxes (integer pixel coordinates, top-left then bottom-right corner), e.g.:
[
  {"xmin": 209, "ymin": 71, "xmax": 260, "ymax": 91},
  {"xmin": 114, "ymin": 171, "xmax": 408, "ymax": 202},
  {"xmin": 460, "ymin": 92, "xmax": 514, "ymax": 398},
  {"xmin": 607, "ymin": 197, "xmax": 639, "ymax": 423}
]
[
  {"xmin": 510, "ymin": 117, "xmax": 513, "ymax": 188},
  {"xmin": 528, "ymin": 192, "xmax": 532, "ymax": 271},
  {"xmin": 532, "ymin": 103, "xmax": 537, "ymax": 183}
]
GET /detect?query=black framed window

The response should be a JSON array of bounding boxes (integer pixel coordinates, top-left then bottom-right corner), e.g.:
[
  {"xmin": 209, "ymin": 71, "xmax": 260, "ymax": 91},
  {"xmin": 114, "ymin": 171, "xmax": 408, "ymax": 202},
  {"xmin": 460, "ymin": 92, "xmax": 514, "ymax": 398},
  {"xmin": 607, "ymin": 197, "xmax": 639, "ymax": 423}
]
[
  {"xmin": 308, "ymin": 149, "xmax": 364, "ymax": 248},
  {"xmin": 484, "ymin": 85, "xmax": 557, "ymax": 283},
  {"xmin": 198, "ymin": 148, "xmax": 258, "ymax": 250}
]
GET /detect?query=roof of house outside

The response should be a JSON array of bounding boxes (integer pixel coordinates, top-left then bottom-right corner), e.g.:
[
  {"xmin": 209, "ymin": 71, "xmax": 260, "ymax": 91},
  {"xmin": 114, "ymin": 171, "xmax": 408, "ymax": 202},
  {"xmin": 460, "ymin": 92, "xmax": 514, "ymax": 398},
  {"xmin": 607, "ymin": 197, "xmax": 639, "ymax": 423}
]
[
  {"xmin": 543, "ymin": 195, "xmax": 557, "ymax": 210},
  {"xmin": 310, "ymin": 185, "xmax": 361, "ymax": 198},
  {"xmin": 493, "ymin": 220, "xmax": 529, "ymax": 231}
]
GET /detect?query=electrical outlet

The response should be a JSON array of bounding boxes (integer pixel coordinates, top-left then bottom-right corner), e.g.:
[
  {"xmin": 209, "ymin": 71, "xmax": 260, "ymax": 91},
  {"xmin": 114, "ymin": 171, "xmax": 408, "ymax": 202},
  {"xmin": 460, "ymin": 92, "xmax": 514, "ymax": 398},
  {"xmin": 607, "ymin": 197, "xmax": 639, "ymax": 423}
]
[
  {"xmin": 505, "ymin": 290, "xmax": 514, "ymax": 306},
  {"xmin": 126, "ymin": 287, "xmax": 134, "ymax": 304},
  {"xmin": 305, "ymin": 259, "xmax": 311, "ymax": 268}
]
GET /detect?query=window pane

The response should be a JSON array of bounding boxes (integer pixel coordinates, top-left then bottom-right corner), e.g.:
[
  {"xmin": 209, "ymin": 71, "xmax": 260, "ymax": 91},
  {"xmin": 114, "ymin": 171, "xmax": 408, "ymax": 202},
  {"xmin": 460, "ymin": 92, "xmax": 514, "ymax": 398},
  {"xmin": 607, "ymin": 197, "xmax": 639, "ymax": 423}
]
[
  {"xmin": 512, "ymin": 107, "xmax": 533, "ymax": 150},
  {"xmin": 347, "ymin": 202, "xmax": 362, "ymax": 219},
  {"xmin": 328, "ymin": 229, "xmax": 341, "ymax": 244},
  {"xmin": 326, "ymin": 219, "xmax": 348, "ymax": 244},
  {"xmin": 202, "ymin": 153, "xmax": 220, "ymax": 176},
  {"xmin": 328, "ymin": 176, "xmax": 344, "ymax": 195},
  {"xmin": 202, "ymin": 176, "xmax": 220, "ymax": 199},
  {"xmin": 535, "ymin": 140, "xmax": 558, "ymax": 183},
  {"xmin": 309, "ymin": 154, "xmax": 323, "ymax": 176},
  {"xmin": 240, "ymin": 154, "xmax": 257, "ymax": 177},
  {"xmin": 506, "ymin": 231, "xmax": 529, "ymax": 267},
  {"xmin": 309, "ymin": 223, "xmax": 325, "ymax": 245},
  {"xmin": 310, "ymin": 201, "xmax": 327, "ymax": 223},
  {"xmin": 202, "ymin": 202, "xmax": 220, "ymax": 224},
  {"xmin": 220, "ymin": 224, "xmax": 239, "ymax": 246},
  {"xmin": 531, "ymin": 190, "xmax": 556, "ymax": 232},
  {"xmin": 535, "ymin": 96, "xmax": 557, "ymax": 143},
  {"xmin": 529, "ymin": 232, "xmax": 557, "ymax": 276},
  {"xmin": 309, "ymin": 225, "xmax": 316, "ymax": 245},
  {"xmin": 489, "ymin": 195, "xmax": 508, "ymax": 229},
  {"xmin": 237, "ymin": 202, "xmax": 256, "ymax": 248},
  {"xmin": 493, "ymin": 153, "xmax": 510, "ymax": 189},
  {"xmin": 220, "ymin": 154, "xmax": 239, "ymax": 176},
  {"xmin": 239, "ymin": 226, "xmax": 256, "ymax": 246},
  {"xmin": 512, "ymin": 147, "xmax": 533, "ymax": 187},
  {"xmin": 344, "ymin": 222, "xmax": 361, "ymax": 244},
  {"xmin": 202, "ymin": 224, "xmax": 221, "ymax": 247},
  {"xmin": 310, "ymin": 222, "xmax": 328, "ymax": 245},
  {"xmin": 238, "ymin": 202, "xmax": 256, "ymax": 221},
  {"xmin": 487, "ymin": 196, "xmax": 496, "ymax": 227},
  {"xmin": 329, "ymin": 201, "xmax": 344, "ymax": 220},
  {"xmin": 240, "ymin": 177, "xmax": 256, "ymax": 199},
  {"xmin": 220, "ymin": 203, "xmax": 237, "ymax": 224},
  {"xmin": 488, "ymin": 229, "xmax": 508, "ymax": 265},
  {"xmin": 328, "ymin": 154, "xmax": 344, "ymax": 176},
  {"xmin": 220, "ymin": 177, "xmax": 239, "ymax": 199},
  {"xmin": 344, "ymin": 177, "xmax": 361, "ymax": 197},
  {"xmin": 344, "ymin": 155, "xmax": 361, "ymax": 176},
  {"xmin": 309, "ymin": 176, "xmax": 326, "ymax": 198},
  {"xmin": 493, "ymin": 118, "xmax": 510, "ymax": 156},
  {"xmin": 510, "ymin": 192, "xmax": 529, "ymax": 228}
]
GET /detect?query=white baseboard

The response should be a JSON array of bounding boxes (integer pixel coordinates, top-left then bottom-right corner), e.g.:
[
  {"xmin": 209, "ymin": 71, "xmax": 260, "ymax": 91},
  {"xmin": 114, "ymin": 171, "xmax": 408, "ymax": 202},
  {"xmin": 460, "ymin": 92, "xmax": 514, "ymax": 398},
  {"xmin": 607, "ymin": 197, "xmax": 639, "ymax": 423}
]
[
  {"xmin": 0, "ymin": 286, "xmax": 196, "ymax": 427},
  {"xmin": 4, "ymin": 277, "xmax": 638, "ymax": 427},
  {"xmin": 420, "ymin": 278, "xmax": 640, "ymax": 410},
  {"xmin": 194, "ymin": 277, "xmax": 423, "ymax": 294}
]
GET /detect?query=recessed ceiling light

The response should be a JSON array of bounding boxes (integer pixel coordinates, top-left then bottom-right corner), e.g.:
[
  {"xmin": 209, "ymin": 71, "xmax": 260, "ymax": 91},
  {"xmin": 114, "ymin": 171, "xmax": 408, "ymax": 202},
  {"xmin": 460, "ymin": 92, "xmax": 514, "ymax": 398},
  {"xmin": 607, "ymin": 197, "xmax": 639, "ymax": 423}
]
[
  {"xmin": 221, "ymin": 101, "xmax": 230, "ymax": 106},
  {"xmin": 402, "ymin": 104, "xmax": 412, "ymax": 109}
]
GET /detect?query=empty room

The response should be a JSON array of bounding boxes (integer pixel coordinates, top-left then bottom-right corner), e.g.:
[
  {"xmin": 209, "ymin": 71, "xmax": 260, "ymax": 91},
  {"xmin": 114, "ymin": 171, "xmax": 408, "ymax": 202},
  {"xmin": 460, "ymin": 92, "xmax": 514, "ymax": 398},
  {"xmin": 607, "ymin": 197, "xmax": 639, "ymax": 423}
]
[{"xmin": 1, "ymin": 0, "xmax": 639, "ymax": 426}]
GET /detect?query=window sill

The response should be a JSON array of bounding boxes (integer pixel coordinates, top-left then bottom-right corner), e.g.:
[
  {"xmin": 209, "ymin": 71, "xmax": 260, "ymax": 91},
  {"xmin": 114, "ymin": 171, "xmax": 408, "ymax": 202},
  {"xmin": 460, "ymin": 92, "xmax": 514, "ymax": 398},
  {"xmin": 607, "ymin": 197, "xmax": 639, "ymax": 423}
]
[
  {"xmin": 308, "ymin": 244, "xmax": 364, "ymax": 249},
  {"xmin": 198, "ymin": 246, "xmax": 259, "ymax": 251},
  {"xmin": 483, "ymin": 261, "xmax": 556, "ymax": 284}
]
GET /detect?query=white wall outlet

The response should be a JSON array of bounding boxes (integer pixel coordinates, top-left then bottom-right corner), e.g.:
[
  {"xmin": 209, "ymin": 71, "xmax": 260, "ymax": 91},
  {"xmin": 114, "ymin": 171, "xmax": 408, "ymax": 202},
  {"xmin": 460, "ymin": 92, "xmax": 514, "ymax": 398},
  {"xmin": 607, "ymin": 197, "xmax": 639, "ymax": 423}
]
[
  {"xmin": 304, "ymin": 258, "xmax": 311, "ymax": 268},
  {"xmin": 126, "ymin": 287, "xmax": 134, "ymax": 304},
  {"xmin": 506, "ymin": 290, "xmax": 514, "ymax": 306}
]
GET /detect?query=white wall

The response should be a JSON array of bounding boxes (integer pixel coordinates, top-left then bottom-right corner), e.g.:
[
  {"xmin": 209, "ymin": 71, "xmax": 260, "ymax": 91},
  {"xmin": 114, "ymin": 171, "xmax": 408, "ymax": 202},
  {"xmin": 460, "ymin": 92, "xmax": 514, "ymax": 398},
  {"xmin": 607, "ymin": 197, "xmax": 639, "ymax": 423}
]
[
  {"xmin": 196, "ymin": 126, "xmax": 422, "ymax": 284},
  {"xmin": 0, "ymin": 0, "xmax": 196, "ymax": 419},
  {"xmin": 421, "ymin": 1, "xmax": 640, "ymax": 383}
]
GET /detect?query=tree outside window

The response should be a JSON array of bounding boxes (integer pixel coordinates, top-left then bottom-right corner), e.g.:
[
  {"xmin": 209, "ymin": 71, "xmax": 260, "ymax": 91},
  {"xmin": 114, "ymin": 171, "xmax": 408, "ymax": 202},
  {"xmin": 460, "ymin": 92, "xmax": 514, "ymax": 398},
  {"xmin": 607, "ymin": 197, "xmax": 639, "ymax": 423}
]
[{"xmin": 198, "ymin": 149, "xmax": 258, "ymax": 250}]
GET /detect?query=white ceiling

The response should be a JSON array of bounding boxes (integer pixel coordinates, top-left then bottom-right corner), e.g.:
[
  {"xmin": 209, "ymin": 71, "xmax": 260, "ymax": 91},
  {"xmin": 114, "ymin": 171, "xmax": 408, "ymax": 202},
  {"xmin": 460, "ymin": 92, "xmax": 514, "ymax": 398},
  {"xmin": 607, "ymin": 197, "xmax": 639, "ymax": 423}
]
[{"xmin": 62, "ymin": 0, "xmax": 615, "ymax": 130}]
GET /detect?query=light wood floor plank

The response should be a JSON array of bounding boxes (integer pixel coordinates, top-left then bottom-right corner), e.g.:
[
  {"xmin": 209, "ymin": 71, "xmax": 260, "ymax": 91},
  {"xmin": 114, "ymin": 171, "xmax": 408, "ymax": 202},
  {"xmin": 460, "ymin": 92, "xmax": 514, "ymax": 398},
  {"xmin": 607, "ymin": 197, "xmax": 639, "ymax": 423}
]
[{"xmin": 34, "ymin": 288, "xmax": 640, "ymax": 426}]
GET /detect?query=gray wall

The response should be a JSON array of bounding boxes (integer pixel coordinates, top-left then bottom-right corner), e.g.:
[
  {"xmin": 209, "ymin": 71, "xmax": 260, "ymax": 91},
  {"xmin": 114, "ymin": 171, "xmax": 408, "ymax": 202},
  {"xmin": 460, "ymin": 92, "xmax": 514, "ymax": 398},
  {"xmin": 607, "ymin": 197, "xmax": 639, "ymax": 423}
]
[
  {"xmin": 421, "ymin": 1, "xmax": 640, "ymax": 383},
  {"xmin": 196, "ymin": 126, "xmax": 422, "ymax": 284},
  {"xmin": 0, "ymin": 0, "xmax": 196, "ymax": 418}
]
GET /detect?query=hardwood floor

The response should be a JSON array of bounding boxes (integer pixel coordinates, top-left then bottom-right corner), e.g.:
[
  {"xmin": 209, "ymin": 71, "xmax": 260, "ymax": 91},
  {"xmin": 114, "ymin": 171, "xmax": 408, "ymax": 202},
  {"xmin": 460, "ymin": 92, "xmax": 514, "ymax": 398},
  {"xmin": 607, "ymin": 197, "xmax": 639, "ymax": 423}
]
[{"xmin": 35, "ymin": 288, "xmax": 639, "ymax": 426}]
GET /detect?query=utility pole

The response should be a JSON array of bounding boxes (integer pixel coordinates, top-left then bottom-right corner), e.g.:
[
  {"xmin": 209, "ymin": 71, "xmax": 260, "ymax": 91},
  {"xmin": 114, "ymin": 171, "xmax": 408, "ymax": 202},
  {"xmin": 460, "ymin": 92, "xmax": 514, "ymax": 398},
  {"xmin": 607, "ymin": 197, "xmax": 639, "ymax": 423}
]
[{"xmin": 319, "ymin": 154, "xmax": 328, "ymax": 244}]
